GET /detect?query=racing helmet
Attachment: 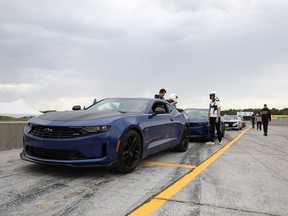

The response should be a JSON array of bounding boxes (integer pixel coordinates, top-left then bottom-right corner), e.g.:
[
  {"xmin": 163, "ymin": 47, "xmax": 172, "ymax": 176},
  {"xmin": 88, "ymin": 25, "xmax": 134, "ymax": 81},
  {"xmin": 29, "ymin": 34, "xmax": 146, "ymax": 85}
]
[
  {"xmin": 169, "ymin": 93, "xmax": 179, "ymax": 101},
  {"xmin": 209, "ymin": 91, "xmax": 216, "ymax": 98}
]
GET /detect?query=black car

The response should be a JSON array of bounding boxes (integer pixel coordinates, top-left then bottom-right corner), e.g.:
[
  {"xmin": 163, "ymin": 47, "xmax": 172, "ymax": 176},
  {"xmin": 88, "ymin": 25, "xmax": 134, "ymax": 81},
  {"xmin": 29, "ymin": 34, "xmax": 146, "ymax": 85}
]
[{"xmin": 183, "ymin": 108, "xmax": 225, "ymax": 140}]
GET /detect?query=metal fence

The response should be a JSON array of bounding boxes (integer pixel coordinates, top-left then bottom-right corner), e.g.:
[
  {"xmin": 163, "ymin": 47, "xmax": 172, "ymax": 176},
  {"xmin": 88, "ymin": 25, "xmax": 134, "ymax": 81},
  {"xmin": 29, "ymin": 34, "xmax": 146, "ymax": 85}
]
[
  {"xmin": 246, "ymin": 118, "xmax": 288, "ymax": 127},
  {"xmin": 270, "ymin": 118, "xmax": 288, "ymax": 126}
]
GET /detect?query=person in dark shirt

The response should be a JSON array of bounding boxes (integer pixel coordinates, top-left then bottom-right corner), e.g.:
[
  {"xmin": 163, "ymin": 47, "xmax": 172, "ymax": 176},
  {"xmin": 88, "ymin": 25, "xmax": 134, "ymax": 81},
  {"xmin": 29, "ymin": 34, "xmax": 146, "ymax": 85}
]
[
  {"xmin": 154, "ymin": 88, "xmax": 166, "ymax": 100},
  {"xmin": 251, "ymin": 113, "xmax": 255, "ymax": 129},
  {"xmin": 260, "ymin": 104, "xmax": 271, "ymax": 136},
  {"xmin": 256, "ymin": 113, "xmax": 262, "ymax": 130}
]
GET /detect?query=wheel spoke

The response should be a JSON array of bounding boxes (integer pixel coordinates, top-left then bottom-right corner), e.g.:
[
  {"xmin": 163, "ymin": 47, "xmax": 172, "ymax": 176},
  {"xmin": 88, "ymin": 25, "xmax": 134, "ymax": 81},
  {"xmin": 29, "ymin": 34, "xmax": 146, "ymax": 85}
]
[
  {"xmin": 125, "ymin": 155, "xmax": 133, "ymax": 168},
  {"xmin": 122, "ymin": 150, "xmax": 129, "ymax": 160},
  {"xmin": 129, "ymin": 136, "xmax": 138, "ymax": 151}
]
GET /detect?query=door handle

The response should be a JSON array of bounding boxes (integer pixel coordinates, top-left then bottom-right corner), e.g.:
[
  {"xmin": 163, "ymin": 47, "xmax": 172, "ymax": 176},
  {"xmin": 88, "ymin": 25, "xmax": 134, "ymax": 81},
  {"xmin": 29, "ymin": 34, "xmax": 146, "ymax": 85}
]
[{"xmin": 170, "ymin": 118, "xmax": 174, "ymax": 121}]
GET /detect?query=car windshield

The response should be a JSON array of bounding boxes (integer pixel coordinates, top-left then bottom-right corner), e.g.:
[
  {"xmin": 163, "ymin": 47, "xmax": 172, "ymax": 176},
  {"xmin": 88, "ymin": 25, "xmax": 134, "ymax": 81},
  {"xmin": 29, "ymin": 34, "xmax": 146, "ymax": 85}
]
[
  {"xmin": 87, "ymin": 98, "xmax": 149, "ymax": 113},
  {"xmin": 184, "ymin": 109, "xmax": 208, "ymax": 120},
  {"xmin": 222, "ymin": 115, "xmax": 238, "ymax": 120}
]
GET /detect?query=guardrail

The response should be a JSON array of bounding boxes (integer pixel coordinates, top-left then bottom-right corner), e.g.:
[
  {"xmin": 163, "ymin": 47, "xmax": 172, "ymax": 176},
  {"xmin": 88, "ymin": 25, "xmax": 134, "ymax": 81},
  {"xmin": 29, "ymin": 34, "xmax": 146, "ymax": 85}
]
[
  {"xmin": 270, "ymin": 118, "xmax": 288, "ymax": 126},
  {"xmin": 247, "ymin": 119, "xmax": 288, "ymax": 127}
]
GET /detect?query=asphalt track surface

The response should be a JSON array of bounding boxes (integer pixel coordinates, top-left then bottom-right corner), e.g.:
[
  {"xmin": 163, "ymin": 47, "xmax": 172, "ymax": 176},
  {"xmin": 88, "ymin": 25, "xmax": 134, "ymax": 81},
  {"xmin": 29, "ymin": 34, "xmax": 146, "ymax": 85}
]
[{"xmin": 0, "ymin": 125, "xmax": 287, "ymax": 216}]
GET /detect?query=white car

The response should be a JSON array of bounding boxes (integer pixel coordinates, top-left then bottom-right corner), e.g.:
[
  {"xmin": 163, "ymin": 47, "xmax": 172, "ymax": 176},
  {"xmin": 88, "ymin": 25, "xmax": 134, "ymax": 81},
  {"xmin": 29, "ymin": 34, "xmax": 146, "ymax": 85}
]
[{"xmin": 222, "ymin": 115, "xmax": 242, "ymax": 130}]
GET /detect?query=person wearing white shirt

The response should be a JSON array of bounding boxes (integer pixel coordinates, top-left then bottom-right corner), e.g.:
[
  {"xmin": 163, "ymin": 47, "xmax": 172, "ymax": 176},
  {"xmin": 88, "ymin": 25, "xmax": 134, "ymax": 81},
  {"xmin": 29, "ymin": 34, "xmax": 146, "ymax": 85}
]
[{"xmin": 206, "ymin": 91, "xmax": 223, "ymax": 145}]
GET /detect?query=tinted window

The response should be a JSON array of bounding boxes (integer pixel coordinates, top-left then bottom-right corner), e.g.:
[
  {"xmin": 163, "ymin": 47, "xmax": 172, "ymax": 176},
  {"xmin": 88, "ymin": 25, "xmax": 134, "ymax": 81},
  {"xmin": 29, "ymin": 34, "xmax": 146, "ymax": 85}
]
[
  {"xmin": 222, "ymin": 115, "xmax": 238, "ymax": 120},
  {"xmin": 151, "ymin": 102, "xmax": 171, "ymax": 114},
  {"xmin": 184, "ymin": 109, "xmax": 208, "ymax": 120}
]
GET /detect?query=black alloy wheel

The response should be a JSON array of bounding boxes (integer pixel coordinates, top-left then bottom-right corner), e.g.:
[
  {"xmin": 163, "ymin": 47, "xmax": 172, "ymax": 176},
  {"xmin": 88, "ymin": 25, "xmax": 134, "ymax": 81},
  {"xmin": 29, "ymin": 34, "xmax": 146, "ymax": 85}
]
[
  {"xmin": 220, "ymin": 122, "xmax": 225, "ymax": 138},
  {"xmin": 117, "ymin": 130, "xmax": 142, "ymax": 173},
  {"xmin": 175, "ymin": 127, "xmax": 189, "ymax": 152}
]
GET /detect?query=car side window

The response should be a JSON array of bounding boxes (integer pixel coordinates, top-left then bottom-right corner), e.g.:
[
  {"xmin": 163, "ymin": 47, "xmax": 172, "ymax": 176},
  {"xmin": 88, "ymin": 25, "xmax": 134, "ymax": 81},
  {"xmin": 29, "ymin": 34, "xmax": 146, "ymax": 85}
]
[
  {"xmin": 152, "ymin": 102, "xmax": 169, "ymax": 114},
  {"xmin": 166, "ymin": 103, "xmax": 175, "ymax": 113}
]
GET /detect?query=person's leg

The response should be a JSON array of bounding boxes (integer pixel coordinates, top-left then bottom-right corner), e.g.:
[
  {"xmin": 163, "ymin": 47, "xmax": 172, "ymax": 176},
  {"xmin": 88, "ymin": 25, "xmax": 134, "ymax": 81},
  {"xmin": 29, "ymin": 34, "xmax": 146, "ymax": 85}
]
[
  {"xmin": 209, "ymin": 117, "xmax": 215, "ymax": 142},
  {"xmin": 260, "ymin": 122, "xmax": 262, "ymax": 130},
  {"xmin": 216, "ymin": 119, "xmax": 222, "ymax": 142},
  {"xmin": 263, "ymin": 119, "xmax": 268, "ymax": 135}
]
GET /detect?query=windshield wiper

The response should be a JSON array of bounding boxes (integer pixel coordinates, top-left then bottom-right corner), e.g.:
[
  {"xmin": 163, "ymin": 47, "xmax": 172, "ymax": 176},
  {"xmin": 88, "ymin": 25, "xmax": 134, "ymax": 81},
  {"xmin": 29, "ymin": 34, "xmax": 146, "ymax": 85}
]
[{"xmin": 115, "ymin": 110, "xmax": 127, "ymax": 114}]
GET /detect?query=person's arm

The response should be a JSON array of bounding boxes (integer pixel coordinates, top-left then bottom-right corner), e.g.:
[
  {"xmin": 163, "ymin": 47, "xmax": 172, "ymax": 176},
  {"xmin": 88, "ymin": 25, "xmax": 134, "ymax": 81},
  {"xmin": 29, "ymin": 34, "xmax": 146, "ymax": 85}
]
[
  {"xmin": 216, "ymin": 106, "xmax": 221, "ymax": 123},
  {"xmin": 208, "ymin": 104, "xmax": 211, "ymax": 120},
  {"xmin": 268, "ymin": 109, "xmax": 271, "ymax": 121}
]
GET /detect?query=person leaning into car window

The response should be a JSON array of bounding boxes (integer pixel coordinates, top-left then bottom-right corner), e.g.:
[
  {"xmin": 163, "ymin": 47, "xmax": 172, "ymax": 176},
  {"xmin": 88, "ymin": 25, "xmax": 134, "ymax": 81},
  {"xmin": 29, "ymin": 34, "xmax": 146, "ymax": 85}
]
[
  {"xmin": 154, "ymin": 88, "xmax": 166, "ymax": 100},
  {"xmin": 167, "ymin": 93, "xmax": 179, "ymax": 108},
  {"xmin": 206, "ymin": 91, "xmax": 223, "ymax": 145}
]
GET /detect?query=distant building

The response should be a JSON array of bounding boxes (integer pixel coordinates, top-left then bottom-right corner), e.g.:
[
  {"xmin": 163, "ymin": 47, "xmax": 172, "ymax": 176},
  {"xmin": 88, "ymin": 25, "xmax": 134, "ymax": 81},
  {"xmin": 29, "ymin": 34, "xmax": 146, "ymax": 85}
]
[{"xmin": 237, "ymin": 112, "xmax": 254, "ymax": 117}]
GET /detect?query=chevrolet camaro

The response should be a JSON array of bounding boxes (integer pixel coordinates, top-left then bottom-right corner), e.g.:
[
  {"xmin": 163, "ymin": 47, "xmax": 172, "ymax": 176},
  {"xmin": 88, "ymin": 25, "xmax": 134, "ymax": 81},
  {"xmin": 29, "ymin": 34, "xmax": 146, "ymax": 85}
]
[
  {"xmin": 183, "ymin": 108, "xmax": 225, "ymax": 140},
  {"xmin": 20, "ymin": 98, "xmax": 189, "ymax": 173}
]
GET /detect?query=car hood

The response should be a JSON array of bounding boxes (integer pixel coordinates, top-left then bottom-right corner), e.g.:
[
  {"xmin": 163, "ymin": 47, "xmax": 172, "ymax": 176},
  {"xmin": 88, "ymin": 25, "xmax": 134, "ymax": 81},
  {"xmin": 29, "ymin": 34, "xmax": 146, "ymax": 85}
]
[{"xmin": 37, "ymin": 110, "xmax": 125, "ymax": 122}]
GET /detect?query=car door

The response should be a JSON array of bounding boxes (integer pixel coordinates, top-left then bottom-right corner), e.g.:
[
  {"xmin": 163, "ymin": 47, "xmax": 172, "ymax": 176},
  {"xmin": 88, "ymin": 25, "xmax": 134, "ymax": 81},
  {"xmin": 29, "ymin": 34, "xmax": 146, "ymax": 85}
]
[{"xmin": 145, "ymin": 101, "xmax": 178, "ymax": 153}]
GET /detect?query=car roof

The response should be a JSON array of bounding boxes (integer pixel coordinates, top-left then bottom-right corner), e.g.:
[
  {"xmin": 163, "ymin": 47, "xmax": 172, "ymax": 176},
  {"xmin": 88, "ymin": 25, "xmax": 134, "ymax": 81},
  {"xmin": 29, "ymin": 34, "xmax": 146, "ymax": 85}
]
[
  {"xmin": 184, "ymin": 108, "xmax": 208, "ymax": 111},
  {"xmin": 99, "ymin": 97, "xmax": 168, "ymax": 101}
]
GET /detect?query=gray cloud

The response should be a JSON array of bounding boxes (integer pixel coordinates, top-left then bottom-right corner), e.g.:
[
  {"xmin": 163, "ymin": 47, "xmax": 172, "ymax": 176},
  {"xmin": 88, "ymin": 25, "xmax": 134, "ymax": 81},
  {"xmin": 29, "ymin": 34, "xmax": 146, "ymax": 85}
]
[{"xmin": 0, "ymin": 0, "xmax": 287, "ymax": 111}]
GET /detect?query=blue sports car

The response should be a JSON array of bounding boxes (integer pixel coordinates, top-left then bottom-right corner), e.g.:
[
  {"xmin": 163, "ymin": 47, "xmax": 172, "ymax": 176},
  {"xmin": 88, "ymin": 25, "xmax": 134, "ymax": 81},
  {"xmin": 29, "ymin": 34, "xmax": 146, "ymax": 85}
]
[
  {"xmin": 21, "ymin": 98, "xmax": 189, "ymax": 173},
  {"xmin": 183, "ymin": 108, "xmax": 225, "ymax": 140}
]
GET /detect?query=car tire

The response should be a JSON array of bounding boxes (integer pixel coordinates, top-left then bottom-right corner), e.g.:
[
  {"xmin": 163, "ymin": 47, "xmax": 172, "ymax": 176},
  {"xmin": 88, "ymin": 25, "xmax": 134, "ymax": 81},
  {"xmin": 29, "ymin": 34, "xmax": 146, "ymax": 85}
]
[
  {"xmin": 221, "ymin": 123, "xmax": 225, "ymax": 138},
  {"xmin": 117, "ymin": 130, "xmax": 142, "ymax": 174},
  {"xmin": 174, "ymin": 127, "xmax": 189, "ymax": 152}
]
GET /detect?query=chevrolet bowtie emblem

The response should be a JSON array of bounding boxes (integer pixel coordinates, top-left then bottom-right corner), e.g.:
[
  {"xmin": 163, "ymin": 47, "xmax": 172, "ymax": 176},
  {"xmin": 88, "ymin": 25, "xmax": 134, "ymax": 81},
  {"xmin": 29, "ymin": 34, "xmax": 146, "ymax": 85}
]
[{"xmin": 43, "ymin": 128, "xmax": 53, "ymax": 133}]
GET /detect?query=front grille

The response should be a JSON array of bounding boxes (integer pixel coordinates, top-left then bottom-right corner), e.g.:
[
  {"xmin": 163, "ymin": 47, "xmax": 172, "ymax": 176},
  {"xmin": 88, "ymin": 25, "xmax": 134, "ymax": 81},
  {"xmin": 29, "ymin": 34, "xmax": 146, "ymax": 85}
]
[
  {"xmin": 29, "ymin": 125, "xmax": 87, "ymax": 139},
  {"xmin": 190, "ymin": 122, "xmax": 207, "ymax": 127},
  {"xmin": 26, "ymin": 145, "xmax": 86, "ymax": 160},
  {"xmin": 225, "ymin": 122, "xmax": 236, "ymax": 127}
]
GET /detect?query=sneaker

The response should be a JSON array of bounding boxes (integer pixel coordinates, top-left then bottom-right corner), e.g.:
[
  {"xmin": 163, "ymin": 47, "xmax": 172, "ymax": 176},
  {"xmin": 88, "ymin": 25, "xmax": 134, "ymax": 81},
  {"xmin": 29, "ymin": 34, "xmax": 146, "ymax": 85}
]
[
  {"xmin": 206, "ymin": 141, "xmax": 215, "ymax": 145},
  {"xmin": 219, "ymin": 140, "xmax": 223, "ymax": 145}
]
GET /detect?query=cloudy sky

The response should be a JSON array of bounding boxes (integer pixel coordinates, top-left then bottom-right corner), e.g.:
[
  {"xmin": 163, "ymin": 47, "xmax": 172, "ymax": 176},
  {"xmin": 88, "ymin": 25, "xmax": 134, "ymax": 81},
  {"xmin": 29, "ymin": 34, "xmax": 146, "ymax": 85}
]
[{"xmin": 1, "ymin": 0, "xmax": 288, "ymax": 111}]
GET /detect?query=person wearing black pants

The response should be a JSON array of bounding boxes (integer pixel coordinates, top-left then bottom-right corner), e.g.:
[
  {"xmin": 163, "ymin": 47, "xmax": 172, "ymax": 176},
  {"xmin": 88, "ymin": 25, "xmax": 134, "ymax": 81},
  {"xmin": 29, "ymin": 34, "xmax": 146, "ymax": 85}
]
[
  {"xmin": 209, "ymin": 116, "xmax": 222, "ymax": 144},
  {"xmin": 206, "ymin": 91, "xmax": 222, "ymax": 145},
  {"xmin": 256, "ymin": 113, "xmax": 262, "ymax": 130},
  {"xmin": 251, "ymin": 114, "xmax": 255, "ymax": 129},
  {"xmin": 260, "ymin": 104, "xmax": 271, "ymax": 136}
]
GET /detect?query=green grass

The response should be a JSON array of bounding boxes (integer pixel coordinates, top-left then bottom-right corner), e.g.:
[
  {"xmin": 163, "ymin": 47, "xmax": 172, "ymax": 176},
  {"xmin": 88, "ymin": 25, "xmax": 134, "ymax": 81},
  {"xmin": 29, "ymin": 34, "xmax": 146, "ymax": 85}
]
[{"xmin": 0, "ymin": 117, "xmax": 29, "ymax": 122}]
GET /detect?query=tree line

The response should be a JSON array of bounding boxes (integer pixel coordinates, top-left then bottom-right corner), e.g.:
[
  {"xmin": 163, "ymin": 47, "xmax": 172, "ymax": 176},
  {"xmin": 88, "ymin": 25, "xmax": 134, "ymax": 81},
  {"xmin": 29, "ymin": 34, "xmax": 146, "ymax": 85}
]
[
  {"xmin": 177, "ymin": 107, "xmax": 288, "ymax": 116},
  {"xmin": 221, "ymin": 108, "xmax": 288, "ymax": 115}
]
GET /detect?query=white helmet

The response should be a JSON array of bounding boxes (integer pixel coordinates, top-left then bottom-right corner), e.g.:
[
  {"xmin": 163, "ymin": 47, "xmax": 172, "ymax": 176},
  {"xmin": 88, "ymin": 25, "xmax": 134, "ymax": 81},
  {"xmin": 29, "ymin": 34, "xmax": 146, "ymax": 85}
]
[
  {"xmin": 209, "ymin": 91, "xmax": 216, "ymax": 97},
  {"xmin": 169, "ymin": 93, "xmax": 179, "ymax": 101}
]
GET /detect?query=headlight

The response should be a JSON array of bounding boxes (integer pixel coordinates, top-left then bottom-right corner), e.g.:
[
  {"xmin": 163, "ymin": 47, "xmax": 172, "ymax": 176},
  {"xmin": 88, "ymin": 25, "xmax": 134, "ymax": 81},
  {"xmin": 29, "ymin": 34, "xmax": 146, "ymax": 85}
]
[
  {"xmin": 82, "ymin": 126, "xmax": 110, "ymax": 133},
  {"xmin": 27, "ymin": 122, "xmax": 32, "ymax": 128},
  {"xmin": 24, "ymin": 122, "xmax": 33, "ymax": 134}
]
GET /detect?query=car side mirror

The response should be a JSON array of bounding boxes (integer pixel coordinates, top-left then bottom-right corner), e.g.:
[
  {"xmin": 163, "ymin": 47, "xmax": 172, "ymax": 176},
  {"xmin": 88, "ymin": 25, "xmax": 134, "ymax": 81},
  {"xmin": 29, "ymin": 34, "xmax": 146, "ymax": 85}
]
[
  {"xmin": 72, "ymin": 105, "xmax": 81, "ymax": 110},
  {"xmin": 154, "ymin": 107, "xmax": 166, "ymax": 115}
]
